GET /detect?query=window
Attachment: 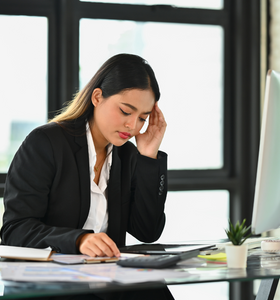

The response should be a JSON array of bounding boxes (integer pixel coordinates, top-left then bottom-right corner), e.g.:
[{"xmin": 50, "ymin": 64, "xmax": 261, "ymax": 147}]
[
  {"xmin": 127, "ymin": 190, "xmax": 229, "ymax": 245},
  {"xmin": 0, "ymin": 15, "xmax": 48, "ymax": 173},
  {"xmin": 80, "ymin": 20, "xmax": 224, "ymax": 169},
  {"xmin": 0, "ymin": 1, "xmax": 262, "ymax": 300}
]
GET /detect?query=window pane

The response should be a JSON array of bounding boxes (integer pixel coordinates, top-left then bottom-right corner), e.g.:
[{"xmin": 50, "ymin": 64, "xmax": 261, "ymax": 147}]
[
  {"xmin": 0, "ymin": 16, "xmax": 48, "ymax": 173},
  {"xmin": 158, "ymin": 190, "xmax": 229, "ymax": 242},
  {"xmin": 126, "ymin": 190, "xmax": 229, "ymax": 245},
  {"xmin": 80, "ymin": 0, "xmax": 223, "ymax": 10},
  {"xmin": 79, "ymin": 19, "xmax": 223, "ymax": 169}
]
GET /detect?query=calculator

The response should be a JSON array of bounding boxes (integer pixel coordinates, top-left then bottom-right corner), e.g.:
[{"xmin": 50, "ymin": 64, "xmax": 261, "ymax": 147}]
[{"xmin": 116, "ymin": 249, "xmax": 200, "ymax": 269}]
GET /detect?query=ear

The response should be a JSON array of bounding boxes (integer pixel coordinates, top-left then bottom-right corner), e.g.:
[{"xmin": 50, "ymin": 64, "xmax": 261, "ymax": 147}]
[{"xmin": 91, "ymin": 88, "xmax": 103, "ymax": 107}]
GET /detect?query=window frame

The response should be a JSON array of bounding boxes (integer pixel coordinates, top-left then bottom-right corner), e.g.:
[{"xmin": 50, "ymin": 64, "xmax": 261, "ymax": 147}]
[{"xmin": 0, "ymin": 1, "xmax": 263, "ymax": 299}]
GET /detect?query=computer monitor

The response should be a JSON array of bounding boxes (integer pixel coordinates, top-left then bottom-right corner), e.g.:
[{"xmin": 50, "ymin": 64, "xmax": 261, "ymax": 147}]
[{"xmin": 252, "ymin": 70, "xmax": 280, "ymax": 235}]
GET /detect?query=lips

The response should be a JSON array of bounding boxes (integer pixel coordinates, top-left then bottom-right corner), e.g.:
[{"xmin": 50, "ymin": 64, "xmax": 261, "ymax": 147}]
[{"xmin": 119, "ymin": 132, "xmax": 131, "ymax": 139}]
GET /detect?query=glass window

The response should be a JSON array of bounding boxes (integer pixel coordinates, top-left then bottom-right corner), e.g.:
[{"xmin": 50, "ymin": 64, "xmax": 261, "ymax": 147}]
[
  {"xmin": 158, "ymin": 190, "xmax": 229, "ymax": 242},
  {"xmin": 0, "ymin": 16, "xmax": 48, "ymax": 173},
  {"xmin": 126, "ymin": 190, "xmax": 229, "ymax": 245},
  {"xmin": 79, "ymin": 19, "xmax": 224, "ymax": 170},
  {"xmin": 80, "ymin": 0, "xmax": 223, "ymax": 10}
]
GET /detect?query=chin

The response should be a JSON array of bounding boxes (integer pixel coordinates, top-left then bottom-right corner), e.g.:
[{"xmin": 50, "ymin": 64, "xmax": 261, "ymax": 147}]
[
  {"xmin": 113, "ymin": 141, "xmax": 128, "ymax": 147},
  {"xmin": 109, "ymin": 138, "xmax": 128, "ymax": 147}
]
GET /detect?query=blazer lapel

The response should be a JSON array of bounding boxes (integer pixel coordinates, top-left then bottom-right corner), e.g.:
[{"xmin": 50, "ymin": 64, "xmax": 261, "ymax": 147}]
[
  {"xmin": 74, "ymin": 133, "xmax": 91, "ymax": 229},
  {"xmin": 107, "ymin": 147, "xmax": 122, "ymax": 244}
]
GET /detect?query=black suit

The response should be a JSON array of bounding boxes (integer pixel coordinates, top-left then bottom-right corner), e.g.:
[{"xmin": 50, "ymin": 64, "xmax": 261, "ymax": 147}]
[{"xmin": 0, "ymin": 122, "xmax": 168, "ymax": 253}]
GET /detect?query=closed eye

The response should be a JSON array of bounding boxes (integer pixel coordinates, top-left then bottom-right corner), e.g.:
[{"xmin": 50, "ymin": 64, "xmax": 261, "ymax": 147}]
[
  {"xmin": 120, "ymin": 108, "xmax": 130, "ymax": 116},
  {"xmin": 120, "ymin": 107, "xmax": 146, "ymax": 123},
  {"xmin": 139, "ymin": 117, "xmax": 146, "ymax": 122}
]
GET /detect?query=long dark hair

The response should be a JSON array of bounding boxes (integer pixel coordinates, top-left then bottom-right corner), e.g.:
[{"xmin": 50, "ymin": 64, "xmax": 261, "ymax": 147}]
[{"xmin": 50, "ymin": 53, "xmax": 160, "ymax": 132}]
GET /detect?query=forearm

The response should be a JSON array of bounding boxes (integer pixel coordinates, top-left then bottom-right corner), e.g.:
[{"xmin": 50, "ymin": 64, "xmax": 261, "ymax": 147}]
[{"xmin": 1, "ymin": 217, "xmax": 93, "ymax": 254}]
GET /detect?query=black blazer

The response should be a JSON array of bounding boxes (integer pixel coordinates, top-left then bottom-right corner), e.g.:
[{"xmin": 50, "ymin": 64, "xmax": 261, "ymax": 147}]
[{"xmin": 0, "ymin": 122, "xmax": 168, "ymax": 254}]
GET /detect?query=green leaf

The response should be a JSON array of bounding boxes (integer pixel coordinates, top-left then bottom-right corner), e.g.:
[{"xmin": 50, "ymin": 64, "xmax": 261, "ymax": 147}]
[{"xmin": 225, "ymin": 218, "xmax": 252, "ymax": 246}]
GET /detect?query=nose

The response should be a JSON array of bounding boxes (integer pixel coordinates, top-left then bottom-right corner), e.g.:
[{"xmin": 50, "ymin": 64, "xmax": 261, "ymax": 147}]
[{"xmin": 125, "ymin": 116, "xmax": 137, "ymax": 130}]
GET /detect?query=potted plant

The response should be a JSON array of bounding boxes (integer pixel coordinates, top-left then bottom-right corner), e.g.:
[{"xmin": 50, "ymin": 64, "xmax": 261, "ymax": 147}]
[{"xmin": 224, "ymin": 219, "xmax": 252, "ymax": 268}]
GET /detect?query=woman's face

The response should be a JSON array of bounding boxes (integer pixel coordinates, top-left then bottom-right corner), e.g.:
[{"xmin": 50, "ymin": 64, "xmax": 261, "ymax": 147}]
[{"xmin": 91, "ymin": 88, "xmax": 155, "ymax": 147}]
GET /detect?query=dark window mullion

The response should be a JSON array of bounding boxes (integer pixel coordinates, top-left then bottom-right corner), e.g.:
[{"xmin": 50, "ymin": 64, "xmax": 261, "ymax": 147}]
[
  {"xmin": 0, "ymin": 174, "xmax": 5, "ymax": 197},
  {"xmin": 53, "ymin": 0, "xmax": 80, "ymax": 110},
  {"xmin": 77, "ymin": 2, "xmax": 229, "ymax": 25},
  {"xmin": 48, "ymin": 6, "xmax": 59, "ymax": 119},
  {"xmin": 0, "ymin": 0, "xmax": 53, "ymax": 16}
]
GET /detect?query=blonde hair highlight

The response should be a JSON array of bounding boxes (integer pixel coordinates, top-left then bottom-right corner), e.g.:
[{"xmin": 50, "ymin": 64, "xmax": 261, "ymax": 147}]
[{"xmin": 49, "ymin": 86, "xmax": 92, "ymax": 124}]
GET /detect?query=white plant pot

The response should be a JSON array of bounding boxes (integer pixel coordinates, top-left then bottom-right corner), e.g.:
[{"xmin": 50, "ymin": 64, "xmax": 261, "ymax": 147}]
[{"xmin": 225, "ymin": 244, "xmax": 248, "ymax": 268}]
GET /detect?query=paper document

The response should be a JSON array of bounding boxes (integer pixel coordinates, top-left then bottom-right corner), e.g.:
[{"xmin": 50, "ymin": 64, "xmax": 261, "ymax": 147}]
[
  {"xmin": 51, "ymin": 254, "xmax": 118, "ymax": 264},
  {"xmin": 51, "ymin": 253, "xmax": 141, "ymax": 265},
  {"xmin": 0, "ymin": 245, "xmax": 52, "ymax": 261},
  {"xmin": 0, "ymin": 262, "xmax": 112, "ymax": 282},
  {"xmin": 50, "ymin": 253, "xmax": 142, "ymax": 265},
  {"xmin": 0, "ymin": 261, "xmax": 196, "ymax": 284}
]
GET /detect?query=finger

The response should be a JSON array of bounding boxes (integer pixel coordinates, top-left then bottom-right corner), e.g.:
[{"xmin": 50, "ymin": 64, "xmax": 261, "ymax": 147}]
[
  {"xmin": 148, "ymin": 104, "xmax": 157, "ymax": 126},
  {"xmin": 153, "ymin": 103, "xmax": 160, "ymax": 124},
  {"xmin": 89, "ymin": 233, "xmax": 120, "ymax": 257},
  {"xmin": 155, "ymin": 102, "xmax": 164, "ymax": 120},
  {"xmin": 148, "ymin": 107, "xmax": 155, "ymax": 126},
  {"xmin": 100, "ymin": 234, "xmax": 120, "ymax": 257},
  {"xmin": 80, "ymin": 241, "xmax": 102, "ymax": 257},
  {"xmin": 155, "ymin": 103, "xmax": 166, "ymax": 128},
  {"xmin": 155, "ymin": 102, "xmax": 165, "ymax": 125},
  {"xmin": 79, "ymin": 233, "xmax": 120, "ymax": 257},
  {"xmin": 85, "ymin": 243, "xmax": 106, "ymax": 257}
]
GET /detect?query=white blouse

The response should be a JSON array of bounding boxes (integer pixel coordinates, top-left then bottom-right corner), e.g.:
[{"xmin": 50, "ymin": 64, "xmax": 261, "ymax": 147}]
[{"xmin": 82, "ymin": 124, "xmax": 113, "ymax": 233}]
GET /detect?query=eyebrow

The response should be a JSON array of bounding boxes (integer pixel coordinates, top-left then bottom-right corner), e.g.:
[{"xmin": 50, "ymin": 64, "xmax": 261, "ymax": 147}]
[{"xmin": 121, "ymin": 103, "xmax": 152, "ymax": 115}]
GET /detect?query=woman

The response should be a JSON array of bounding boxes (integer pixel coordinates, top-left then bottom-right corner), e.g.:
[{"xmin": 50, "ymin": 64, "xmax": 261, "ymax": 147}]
[{"xmin": 0, "ymin": 54, "xmax": 173, "ymax": 299}]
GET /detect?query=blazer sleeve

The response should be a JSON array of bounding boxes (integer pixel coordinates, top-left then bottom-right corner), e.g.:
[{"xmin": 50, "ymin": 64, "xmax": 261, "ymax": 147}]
[
  {"xmin": 0, "ymin": 126, "xmax": 93, "ymax": 254},
  {"xmin": 127, "ymin": 151, "xmax": 168, "ymax": 243}
]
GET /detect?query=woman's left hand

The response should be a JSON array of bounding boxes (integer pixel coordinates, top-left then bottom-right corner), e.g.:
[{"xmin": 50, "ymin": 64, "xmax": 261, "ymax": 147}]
[{"xmin": 135, "ymin": 102, "xmax": 167, "ymax": 159}]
